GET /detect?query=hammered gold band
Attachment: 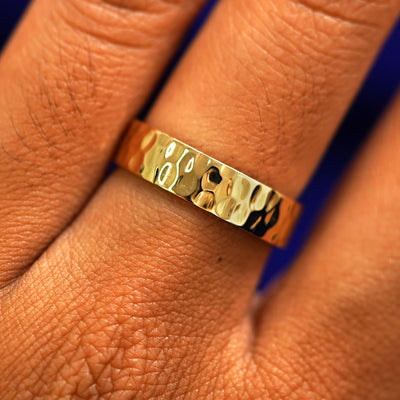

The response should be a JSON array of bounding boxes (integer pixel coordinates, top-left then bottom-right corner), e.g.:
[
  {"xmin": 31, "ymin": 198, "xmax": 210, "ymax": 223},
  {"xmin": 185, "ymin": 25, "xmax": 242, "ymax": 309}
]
[{"xmin": 115, "ymin": 120, "xmax": 302, "ymax": 247}]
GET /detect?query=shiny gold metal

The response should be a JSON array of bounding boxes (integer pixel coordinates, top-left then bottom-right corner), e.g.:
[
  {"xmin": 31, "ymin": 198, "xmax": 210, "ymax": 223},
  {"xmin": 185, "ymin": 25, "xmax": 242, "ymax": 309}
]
[{"xmin": 115, "ymin": 120, "xmax": 302, "ymax": 247}]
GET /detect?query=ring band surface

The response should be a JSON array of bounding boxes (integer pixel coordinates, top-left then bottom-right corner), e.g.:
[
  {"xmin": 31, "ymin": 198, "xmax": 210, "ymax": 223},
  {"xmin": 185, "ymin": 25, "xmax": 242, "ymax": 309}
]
[{"xmin": 115, "ymin": 120, "xmax": 302, "ymax": 247}]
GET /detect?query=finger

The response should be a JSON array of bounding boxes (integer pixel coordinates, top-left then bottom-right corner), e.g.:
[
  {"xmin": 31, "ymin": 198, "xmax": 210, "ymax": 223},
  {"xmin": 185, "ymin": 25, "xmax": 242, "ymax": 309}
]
[
  {"xmin": 0, "ymin": 0, "xmax": 207, "ymax": 285},
  {"xmin": 149, "ymin": 0, "xmax": 400, "ymax": 197},
  {"xmin": 254, "ymin": 92, "xmax": 400, "ymax": 398},
  {"xmin": 3, "ymin": 0, "xmax": 400, "ymax": 397},
  {"xmin": 69, "ymin": 0, "xmax": 400, "ymax": 322}
]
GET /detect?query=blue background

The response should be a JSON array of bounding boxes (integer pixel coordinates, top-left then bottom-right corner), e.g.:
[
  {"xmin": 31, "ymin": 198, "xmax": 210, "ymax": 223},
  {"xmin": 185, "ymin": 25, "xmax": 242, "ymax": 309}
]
[{"xmin": 1, "ymin": 0, "xmax": 399, "ymax": 288}]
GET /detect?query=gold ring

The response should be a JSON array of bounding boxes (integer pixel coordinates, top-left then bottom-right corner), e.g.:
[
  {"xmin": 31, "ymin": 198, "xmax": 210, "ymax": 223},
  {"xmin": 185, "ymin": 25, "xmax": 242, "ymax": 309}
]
[{"xmin": 115, "ymin": 120, "xmax": 302, "ymax": 247}]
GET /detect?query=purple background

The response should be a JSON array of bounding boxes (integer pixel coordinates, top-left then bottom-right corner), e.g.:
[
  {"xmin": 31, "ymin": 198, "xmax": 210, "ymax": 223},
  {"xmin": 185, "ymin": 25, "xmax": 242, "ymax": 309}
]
[{"xmin": 1, "ymin": 1, "xmax": 399, "ymax": 288}]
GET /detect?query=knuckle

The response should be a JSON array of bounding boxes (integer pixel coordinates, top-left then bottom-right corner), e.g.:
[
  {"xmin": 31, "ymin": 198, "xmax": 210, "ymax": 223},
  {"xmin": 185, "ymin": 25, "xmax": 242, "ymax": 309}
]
[
  {"xmin": 5, "ymin": 0, "xmax": 200, "ymax": 165},
  {"xmin": 7, "ymin": 37, "xmax": 100, "ymax": 160},
  {"xmin": 15, "ymin": 0, "xmax": 197, "ymax": 158}
]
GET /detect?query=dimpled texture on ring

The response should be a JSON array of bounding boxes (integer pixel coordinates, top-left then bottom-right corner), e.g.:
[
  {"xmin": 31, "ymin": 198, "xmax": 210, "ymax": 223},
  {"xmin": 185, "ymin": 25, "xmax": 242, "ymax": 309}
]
[{"xmin": 116, "ymin": 122, "xmax": 301, "ymax": 247}]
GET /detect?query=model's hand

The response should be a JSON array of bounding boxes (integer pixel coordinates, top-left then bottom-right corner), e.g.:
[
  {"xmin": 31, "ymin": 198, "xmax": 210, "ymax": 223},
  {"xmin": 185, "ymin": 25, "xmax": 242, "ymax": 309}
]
[{"xmin": 0, "ymin": 0, "xmax": 400, "ymax": 398}]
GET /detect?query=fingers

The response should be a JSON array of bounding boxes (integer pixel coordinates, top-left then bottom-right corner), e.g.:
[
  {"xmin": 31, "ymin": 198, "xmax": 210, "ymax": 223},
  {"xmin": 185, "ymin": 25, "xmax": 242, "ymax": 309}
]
[
  {"xmin": 2, "ymin": 0, "xmax": 400, "ymax": 397},
  {"xmin": 0, "ymin": 0, "xmax": 207, "ymax": 285},
  {"xmin": 254, "ymin": 92, "xmax": 400, "ymax": 398}
]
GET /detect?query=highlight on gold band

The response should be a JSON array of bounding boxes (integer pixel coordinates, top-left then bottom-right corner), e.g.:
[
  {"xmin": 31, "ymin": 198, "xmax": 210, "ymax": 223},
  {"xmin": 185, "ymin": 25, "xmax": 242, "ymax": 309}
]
[{"xmin": 115, "ymin": 120, "xmax": 302, "ymax": 247}]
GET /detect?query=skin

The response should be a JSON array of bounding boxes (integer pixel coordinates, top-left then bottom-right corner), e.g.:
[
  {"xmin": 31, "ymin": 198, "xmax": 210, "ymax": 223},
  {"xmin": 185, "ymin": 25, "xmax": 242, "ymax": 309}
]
[{"xmin": 0, "ymin": 0, "xmax": 400, "ymax": 398}]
